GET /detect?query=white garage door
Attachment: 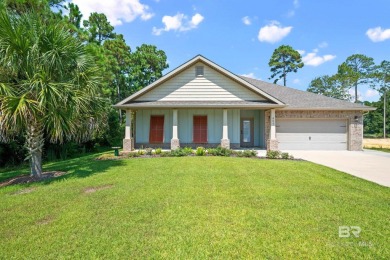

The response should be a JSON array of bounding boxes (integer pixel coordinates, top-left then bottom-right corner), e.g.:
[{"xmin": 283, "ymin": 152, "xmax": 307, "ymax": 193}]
[{"xmin": 276, "ymin": 119, "xmax": 347, "ymax": 150}]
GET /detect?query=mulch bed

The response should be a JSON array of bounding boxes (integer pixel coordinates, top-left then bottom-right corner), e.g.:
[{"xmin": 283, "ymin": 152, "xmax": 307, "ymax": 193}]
[{"xmin": 0, "ymin": 171, "xmax": 67, "ymax": 188}]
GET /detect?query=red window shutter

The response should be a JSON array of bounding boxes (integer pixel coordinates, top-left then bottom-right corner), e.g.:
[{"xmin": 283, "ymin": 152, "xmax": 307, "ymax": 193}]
[
  {"xmin": 149, "ymin": 116, "xmax": 164, "ymax": 143},
  {"xmin": 193, "ymin": 116, "xmax": 207, "ymax": 143}
]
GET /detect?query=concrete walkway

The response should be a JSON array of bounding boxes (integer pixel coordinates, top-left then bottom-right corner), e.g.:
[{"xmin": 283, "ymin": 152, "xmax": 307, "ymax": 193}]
[{"xmin": 284, "ymin": 150, "xmax": 390, "ymax": 187}]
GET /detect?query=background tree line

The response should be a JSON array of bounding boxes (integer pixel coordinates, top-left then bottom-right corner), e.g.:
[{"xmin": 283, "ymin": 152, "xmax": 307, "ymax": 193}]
[
  {"xmin": 0, "ymin": 0, "xmax": 168, "ymax": 170},
  {"xmin": 268, "ymin": 45, "xmax": 389, "ymax": 138}
]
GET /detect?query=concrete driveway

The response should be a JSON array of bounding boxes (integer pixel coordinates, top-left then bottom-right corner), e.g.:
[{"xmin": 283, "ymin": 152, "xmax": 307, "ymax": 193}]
[{"xmin": 285, "ymin": 150, "xmax": 390, "ymax": 187}]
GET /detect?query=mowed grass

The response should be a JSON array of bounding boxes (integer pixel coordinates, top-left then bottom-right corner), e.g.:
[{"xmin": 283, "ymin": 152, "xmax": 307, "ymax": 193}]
[
  {"xmin": 0, "ymin": 155, "xmax": 389, "ymax": 259},
  {"xmin": 366, "ymin": 147, "xmax": 390, "ymax": 153}
]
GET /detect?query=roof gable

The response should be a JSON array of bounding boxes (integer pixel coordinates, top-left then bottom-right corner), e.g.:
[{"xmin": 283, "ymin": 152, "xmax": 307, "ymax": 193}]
[
  {"xmin": 116, "ymin": 55, "xmax": 284, "ymax": 106},
  {"xmin": 135, "ymin": 62, "xmax": 267, "ymax": 102}
]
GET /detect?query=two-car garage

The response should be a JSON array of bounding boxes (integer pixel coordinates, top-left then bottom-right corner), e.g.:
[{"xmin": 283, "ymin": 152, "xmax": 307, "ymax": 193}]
[{"xmin": 276, "ymin": 119, "xmax": 348, "ymax": 150}]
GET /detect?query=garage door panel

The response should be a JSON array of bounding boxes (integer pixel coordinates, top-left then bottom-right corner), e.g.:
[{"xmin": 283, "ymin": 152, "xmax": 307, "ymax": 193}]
[
  {"xmin": 277, "ymin": 119, "xmax": 346, "ymax": 133},
  {"xmin": 277, "ymin": 133, "xmax": 347, "ymax": 142},
  {"xmin": 278, "ymin": 142, "xmax": 347, "ymax": 150},
  {"xmin": 277, "ymin": 119, "xmax": 347, "ymax": 150}
]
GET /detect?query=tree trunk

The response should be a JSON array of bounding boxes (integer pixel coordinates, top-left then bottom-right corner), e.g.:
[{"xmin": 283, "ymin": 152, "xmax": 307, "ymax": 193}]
[
  {"xmin": 354, "ymin": 82, "xmax": 358, "ymax": 103},
  {"xmin": 384, "ymin": 91, "xmax": 387, "ymax": 139},
  {"xmin": 26, "ymin": 122, "xmax": 44, "ymax": 177},
  {"xmin": 30, "ymin": 149, "xmax": 43, "ymax": 177},
  {"xmin": 282, "ymin": 57, "xmax": 286, "ymax": 86},
  {"xmin": 117, "ymin": 79, "xmax": 122, "ymax": 120}
]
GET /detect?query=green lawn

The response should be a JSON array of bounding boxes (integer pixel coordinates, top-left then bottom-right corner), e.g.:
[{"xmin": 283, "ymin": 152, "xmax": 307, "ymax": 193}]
[
  {"xmin": 0, "ymin": 154, "xmax": 389, "ymax": 259},
  {"xmin": 366, "ymin": 147, "xmax": 390, "ymax": 153}
]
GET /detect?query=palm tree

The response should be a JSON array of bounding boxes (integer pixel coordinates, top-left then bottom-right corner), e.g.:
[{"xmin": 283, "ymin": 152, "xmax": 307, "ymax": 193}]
[{"xmin": 0, "ymin": 10, "xmax": 104, "ymax": 177}]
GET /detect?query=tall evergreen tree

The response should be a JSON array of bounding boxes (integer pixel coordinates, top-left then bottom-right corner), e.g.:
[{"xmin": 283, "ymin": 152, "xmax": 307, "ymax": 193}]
[
  {"xmin": 371, "ymin": 60, "xmax": 390, "ymax": 137},
  {"xmin": 337, "ymin": 54, "xmax": 375, "ymax": 103},
  {"xmin": 307, "ymin": 75, "xmax": 351, "ymax": 101},
  {"xmin": 83, "ymin": 12, "xmax": 115, "ymax": 45},
  {"xmin": 268, "ymin": 45, "xmax": 304, "ymax": 86},
  {"xmin": 130, "ymin": 44, "xmax": 169, "ymax": 92}
]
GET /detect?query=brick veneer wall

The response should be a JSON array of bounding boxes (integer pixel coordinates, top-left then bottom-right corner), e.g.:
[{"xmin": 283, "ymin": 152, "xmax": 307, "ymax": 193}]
[{"xmin": 265, "ymin": 110, "xmax": 364, "ymax": 151}]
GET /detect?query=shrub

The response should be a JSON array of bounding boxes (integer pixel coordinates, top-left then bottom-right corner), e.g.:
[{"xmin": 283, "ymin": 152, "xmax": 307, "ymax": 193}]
[
  {"xmin": 160, "ymin": 151, "xmax": 171, "ymax": 157},
  {"xmin": 207, "ymin": 148, "xmax": 217, "ymax": 156},
  {"xmin": 243, "ymin": 150, "xmax": 257, "ymax": 157},
  {"xmin": 266, "ymin": 150, "xmax": 281, "ymax": 159},
  {"xmin": 128, "ymin": 152, "xmax": 140, "ymax": 158},
  {"xmin": 170, "ymin": 148, "xmax": 186, "ymax": 157},
  {"xmin": 289, "ymin": 154, "xmax": 295, "ymax": 160},
  {"xmin": 281, "ymin": 152, "xmax": 290, "ymax": 159},
  {"xmin": 207, "ymin": 146, "xmax": 232, "ymax": 156},
  {"xmin": 195, "ymin": 147, "xmax": 206, "ymax": 156},
  {"xmin": 182, "ymin": 147, "xmax": 194, "ymax": 155},
  {"xmin": 233, "ymin": 151, "xmax": 244, "ymax": 157},
  {"xmin": 137, "ymin": 149, "xmax": 145, "ymax": 155},
  {"xmin": 145, "ymin": 148, "xmax": 153, "ymax": 155},
  {"xmin": 155, "ymin": 148, "xmax": 162, "ymax": 155},
  {"xmin": 221, "ymin": 146, "xmax": 232, "ymax": 156}
]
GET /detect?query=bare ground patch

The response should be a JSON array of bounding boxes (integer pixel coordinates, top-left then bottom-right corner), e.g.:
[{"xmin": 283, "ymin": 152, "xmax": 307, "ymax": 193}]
[
  {"xmin": 36, "ymin": 215, "xmax": 55, "ymax": 225},
  {"xmin": 363, "ymin": 138, "xmax": 390, "ymax": 149},
  {"xmin": 83, "ymin": 184, "xmax": 114, "ymax": 194},
  {"xmin": 10, "ymin": 187, "xmax": 37, "ymax": 195},
  {"xmin": 0, "ymin": 171, "xmax": 67, "ymax": 188}
]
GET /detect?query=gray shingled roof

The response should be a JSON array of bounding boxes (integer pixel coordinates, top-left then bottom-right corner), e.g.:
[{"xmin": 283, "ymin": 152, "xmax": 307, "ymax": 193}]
[{"xmin": 240, "ymin": 76, "xmax": 374, "ymax": 110}]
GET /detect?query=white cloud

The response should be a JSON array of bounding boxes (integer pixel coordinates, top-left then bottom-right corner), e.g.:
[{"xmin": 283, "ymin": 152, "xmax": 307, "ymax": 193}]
[
  {"xmin": 366, "ymin": 27, "xmax": 390, "ymax": 42},
  {"xmin": 365, "ymin": 89, "xmax": 379, "ymax": 98},
  {"xmin": 258, "ymin": 21, "xmax": 292, "ymax": 43},
  {"xmin": 72, "ymin": 0, "xmax": 154, "ymax": 26},
  {"xmin": 297, "ymin": 49, "xmax": 305, "ymax": 55},
  {"xmin": 242, "ymin": 16, "xmax": 251, "ymax": 25},
  {"xmin": 286, "ymin": 0, "xmax": 299, "ymax": 17},
  {"xmin": 293, "ymin": 78, "xmax": 300, "ymax": 84},
  {"xmin": 241, "ymin": 72, "xmax": 256, "ymax": 78},
  {"xmin": 302, "ymin": 50, "xmax": 336, "ymax": 66},
  {"xmin": 318, "ymin": 41, "xmax": 328, "ymax": 48},
  {"xmin": 286, "ymin": 10, "xmax": 295, "ymax": 18},
  {"xmin": 349, "ymin": 89, "xmax": 362, "ymax": 100},
  {"xmin": 152, "ymin": 13, "xmax": 204, "ymax": 35}
]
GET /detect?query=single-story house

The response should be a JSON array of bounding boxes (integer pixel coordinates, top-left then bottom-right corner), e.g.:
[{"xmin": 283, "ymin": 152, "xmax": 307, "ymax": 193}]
[{"xmin": 114, "ymin": 55, "xmax": 374, "ymax": 151}]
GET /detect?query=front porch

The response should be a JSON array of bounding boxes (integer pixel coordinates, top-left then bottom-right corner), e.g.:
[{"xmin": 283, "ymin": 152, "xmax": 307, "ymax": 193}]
[{"xmin": 122, "ymin": 108, "xmax": 278, "ymax": 151}]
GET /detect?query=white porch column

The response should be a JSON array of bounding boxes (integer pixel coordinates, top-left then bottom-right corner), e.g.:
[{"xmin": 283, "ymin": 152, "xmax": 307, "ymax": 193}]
[
  {"xmin": 221, "ymin": 109, "xmax": 230, "ymax": 149},
  {"xmin": 123, "ymin": 110, "xmax": 134, "ymax": 151},
  {"xmin": 270, "ymin": 109, "xmax": 276, "ymax": 139},
  {"xmin": 171, "ymin": 109, "xmax": 180, "ymax": 150},
  {"xmin": 267, "ymin": 109, "xmax": 278, "ymax": 151}
]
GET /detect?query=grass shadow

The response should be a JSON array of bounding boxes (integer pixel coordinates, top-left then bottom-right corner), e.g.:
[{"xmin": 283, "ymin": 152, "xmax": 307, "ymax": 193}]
[{"xmin": 0, "ymin": 151, "xmax": 127, "ymax": 186}]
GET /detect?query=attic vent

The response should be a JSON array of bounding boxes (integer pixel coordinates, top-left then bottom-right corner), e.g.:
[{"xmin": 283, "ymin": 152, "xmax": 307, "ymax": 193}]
[{"xmin": 195, "ymin": 66, "xmax": 204, "ymax": 77}]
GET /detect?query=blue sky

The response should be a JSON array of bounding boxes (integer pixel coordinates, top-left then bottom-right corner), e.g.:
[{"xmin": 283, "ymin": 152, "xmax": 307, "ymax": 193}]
[{"xmin": 72, "ymin": 0, "xmax": 390, "ymax": 102}]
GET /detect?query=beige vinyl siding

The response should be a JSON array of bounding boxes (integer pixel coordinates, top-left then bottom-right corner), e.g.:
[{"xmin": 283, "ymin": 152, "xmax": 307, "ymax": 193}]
[{"xmin": 136, "ymin": 62, "xmax": 266, "ymax": 101}]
